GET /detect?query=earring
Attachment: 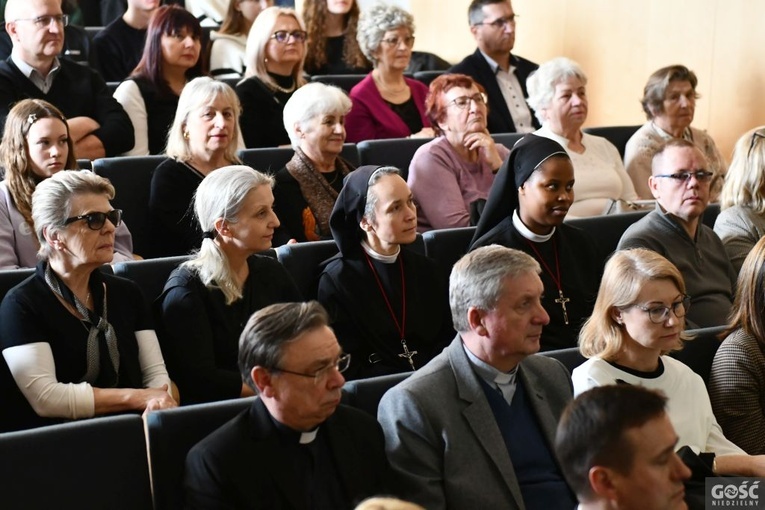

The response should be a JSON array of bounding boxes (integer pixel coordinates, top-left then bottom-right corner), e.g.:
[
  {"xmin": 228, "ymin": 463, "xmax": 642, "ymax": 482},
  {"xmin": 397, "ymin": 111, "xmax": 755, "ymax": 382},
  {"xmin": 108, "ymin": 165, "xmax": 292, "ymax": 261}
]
[{"xmin": 183, "ymin": 131, "xmax": 189, "ymax": 140}]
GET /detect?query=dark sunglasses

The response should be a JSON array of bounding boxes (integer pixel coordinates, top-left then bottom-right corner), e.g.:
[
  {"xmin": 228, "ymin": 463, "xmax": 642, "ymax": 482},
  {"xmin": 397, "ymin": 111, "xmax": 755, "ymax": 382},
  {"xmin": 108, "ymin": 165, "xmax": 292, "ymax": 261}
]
[
  {"xmin": 748, "ymin": 128, "xmax": 765, "ymax": 159},
  {"xmin": 64, "ymin": 209, "xmax": 123, "ymax": 230}
]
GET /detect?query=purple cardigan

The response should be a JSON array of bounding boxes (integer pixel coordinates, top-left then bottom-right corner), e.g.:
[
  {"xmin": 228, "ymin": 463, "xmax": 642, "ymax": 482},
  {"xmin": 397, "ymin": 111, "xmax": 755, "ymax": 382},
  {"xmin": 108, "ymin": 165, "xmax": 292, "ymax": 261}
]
[{"xmin": 345, "ymin": 74, "xmax": 430, "ymax": 143}]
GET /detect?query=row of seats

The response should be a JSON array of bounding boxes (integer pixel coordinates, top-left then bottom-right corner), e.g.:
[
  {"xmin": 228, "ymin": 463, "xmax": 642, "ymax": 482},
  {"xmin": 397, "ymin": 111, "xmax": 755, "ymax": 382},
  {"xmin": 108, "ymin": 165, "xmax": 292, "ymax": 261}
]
[
  {"xmin": 0, "ymin": 323, "xmax": 724, "ymax": 510},
  {"xmin": 86, "ymin": 127, "xmax": 639, "ymax": 257}
]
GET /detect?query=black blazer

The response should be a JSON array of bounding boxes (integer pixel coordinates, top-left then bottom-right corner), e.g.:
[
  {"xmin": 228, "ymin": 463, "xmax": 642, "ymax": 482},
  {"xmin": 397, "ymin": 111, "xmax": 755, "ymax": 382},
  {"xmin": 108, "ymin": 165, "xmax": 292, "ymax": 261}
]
[
  {"xmin": 449, "ymin": 49, "xmax": 539, "ymax": 134},
  {"xmin": 184, "ymin": 399, "xmax": 392, "ymax": 509}
]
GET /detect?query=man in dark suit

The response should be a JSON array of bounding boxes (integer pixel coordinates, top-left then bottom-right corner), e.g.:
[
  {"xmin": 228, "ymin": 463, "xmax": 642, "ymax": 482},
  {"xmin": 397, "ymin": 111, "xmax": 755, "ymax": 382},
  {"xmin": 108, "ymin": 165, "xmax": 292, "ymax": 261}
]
[
  {"xmin": 2, "ymin": 0, "xmax": 134, "ymax": 158},
  {"xmin": 378, "ymin": 246, "xmax": 576, "ymax": 510},
  {"xmin": 185, "ymin": 301, "xmax": 391, "ymax": 509},
  {"xmin": 450, "ymin": 0, "xmax": 539, "ymax": 134}
]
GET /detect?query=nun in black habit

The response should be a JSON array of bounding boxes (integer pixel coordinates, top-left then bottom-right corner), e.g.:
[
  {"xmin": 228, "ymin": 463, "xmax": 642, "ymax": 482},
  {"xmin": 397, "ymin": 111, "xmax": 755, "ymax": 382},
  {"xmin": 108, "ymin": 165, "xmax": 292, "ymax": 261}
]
[
  {"xmin": 318, "ymin": 165, "xmax": 454, "ymax": 380},
  {"xmin": 470, "ymin": 134, "xmax": 604, "ymax": 351}
]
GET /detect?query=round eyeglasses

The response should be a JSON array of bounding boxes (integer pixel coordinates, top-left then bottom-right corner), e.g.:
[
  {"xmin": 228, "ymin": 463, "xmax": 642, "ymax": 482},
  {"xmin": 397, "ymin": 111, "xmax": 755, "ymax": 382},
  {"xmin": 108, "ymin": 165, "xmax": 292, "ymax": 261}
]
[
  {"xmin": 446, "ymin": 92, "xmax": 488, "ymax": 110},
  {"xmin": 631, "ymin": 296, "xmax": 691, "ymax": 324}
]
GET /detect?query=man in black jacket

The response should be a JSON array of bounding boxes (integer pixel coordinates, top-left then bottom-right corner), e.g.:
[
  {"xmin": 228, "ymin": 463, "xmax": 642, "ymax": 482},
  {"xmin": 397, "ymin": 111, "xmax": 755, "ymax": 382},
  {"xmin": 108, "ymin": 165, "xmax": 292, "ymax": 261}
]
[
  {"xmin": 1, "ymin": 0, "xmax": 134, "ymax": 158},
  {"xmin": 450, "ymin": 0, "xmax": 539, "ymax": 135}
]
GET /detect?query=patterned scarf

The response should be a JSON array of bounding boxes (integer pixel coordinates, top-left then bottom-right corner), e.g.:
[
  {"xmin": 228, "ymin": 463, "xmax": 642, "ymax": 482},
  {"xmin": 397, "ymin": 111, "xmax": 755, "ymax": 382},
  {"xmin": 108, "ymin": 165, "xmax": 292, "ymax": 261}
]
[
  {"xmin": 44, "ymin": 264, "xmax": 120, "ymax": 387},
  {"xmin": 286, "ymin": 147, "xmax": 353, "ymax": 238}
]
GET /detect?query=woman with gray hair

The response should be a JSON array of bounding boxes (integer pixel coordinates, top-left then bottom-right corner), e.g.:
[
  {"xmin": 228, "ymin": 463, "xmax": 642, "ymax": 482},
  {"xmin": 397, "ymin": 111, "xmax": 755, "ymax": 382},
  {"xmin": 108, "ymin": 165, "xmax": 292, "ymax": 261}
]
[
  {"xmin": 0, "ymin": 170, "xmax": 176, "ymax": 431},
  {"xmin": 318, "ymin": 165, "xmax": 453, "ymax": 379},
  {"xmin": 236, "ymin": 6, "xmax": 307, "ymax": 148},
  {"xmin": 528, "ymin": 57, "xmax": 637, "ymax": 217},
  {"xmin": 155, "ymin": 165, "xmax": 301, "ymax": 405},
  {"xmin": 148, "ymin": 77, "xmax": 243, "ymax": 258},
  {"xmin": 273, "ymin": 81, "xmax": 354, "ymax": 245},
  {"xmin": 624, "ymin": 64, "xmax": 725, "ymax": 198},
  {"xmin": 344, "ymin": 3, "xmax": 433, "ymax": 143}
]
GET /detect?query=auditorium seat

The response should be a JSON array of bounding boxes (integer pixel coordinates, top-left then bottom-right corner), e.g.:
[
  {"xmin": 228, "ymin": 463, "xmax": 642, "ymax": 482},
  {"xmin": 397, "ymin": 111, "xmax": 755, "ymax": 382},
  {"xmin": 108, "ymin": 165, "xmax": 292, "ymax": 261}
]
[
  {"xmin": 0, "ymin": 268, "xmax": 33, "ymax": 303},
  {"xmin": 341, "ymin": 372, "xmax": 411, "ymax": 418},
  {"xmin": 276, "ymin": 240, "xmax": 339, "ymax": 300},
  {"xmin": 491, "ymin": 132, "xmax": 524, "ymax": 151},
  {"xmin": 566, "ymin": 210, "xmax": 649, "ymax": 257},
  {"xmin": 357, "ymin": 137, "xmax": 433, "ymax": 180},
  {"xmin": 112, "ymin": 255, "xmax": 191, "ymax": 304},
  {"xmin": 582, "ymin": 125, "xmax": 641, "ymax": 159},
  {"xmin": 77, "ymin": 158, "xmax": 92, "ymax": 170},
  {"xmin": 93, "ymin": 155, "xmax": 165, "ymax": 258},
  {"xmin": 309, "ymin": 74, "xmax": 366, "ymax": 93},
  {"xmin": 671, "ymin": 326, "xmax": 726, "ymax": 387},
  {"xmin": 0, "ymin": 415, "xmax": 153, "ymax": 509},
  {"xmin": 238, "ymin": 143, "xmax": 359, "ymax": 174},
  {"xmin": 538, "ymin": 348, "xmax": 587, "ymax": 374},
  {"xmin": 146, "ymin": 397, "xmax": 256, "ymax": 510},
  {"xmin": 703, "ymin": 202, "xmax": 720, "ymax": 228},
  {"xmin": 414, "ymin": 70, "xmax": 445, "ymax": 86},
  {"xmin": 422, "ymin": 226, "xmax": 476, "ymax": 277}
]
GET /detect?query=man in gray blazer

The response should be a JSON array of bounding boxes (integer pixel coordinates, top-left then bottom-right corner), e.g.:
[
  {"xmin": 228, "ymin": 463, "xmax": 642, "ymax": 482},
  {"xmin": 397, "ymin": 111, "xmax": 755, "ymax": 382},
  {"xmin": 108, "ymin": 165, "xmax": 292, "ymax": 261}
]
[{"xmin": 378, "ymin": 245, "xmax": 576, "ymax": 510}]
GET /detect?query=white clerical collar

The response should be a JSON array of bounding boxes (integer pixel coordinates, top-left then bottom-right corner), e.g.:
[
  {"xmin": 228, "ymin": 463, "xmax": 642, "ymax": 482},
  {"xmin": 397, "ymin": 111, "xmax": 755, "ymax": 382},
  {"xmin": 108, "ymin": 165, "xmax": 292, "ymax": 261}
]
[
  {"xmin": 299, "ymin": 428, "xmax": 318, "ymax": 444},
  {"xmin": 462, "ymin": 342, "xmax": 518, "ymax": 385},
  {"xmin": 512, "ymin": 210, "xmax": 555, "ymax": 242},
  {"xmin": 361, "ymin": 239, "xmax": 400, "ymax": 263}
]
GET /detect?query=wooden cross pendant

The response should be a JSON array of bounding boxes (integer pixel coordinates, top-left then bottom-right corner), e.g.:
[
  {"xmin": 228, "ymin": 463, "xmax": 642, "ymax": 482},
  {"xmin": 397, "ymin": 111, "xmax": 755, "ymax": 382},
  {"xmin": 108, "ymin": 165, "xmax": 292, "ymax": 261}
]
[
  {"xmin": 555, "ymin": 289, "xmax": 570, "ymax": 325},
  {"xmin": 398, "ymin": 339, "xmax": 418, "ymax": 371}
]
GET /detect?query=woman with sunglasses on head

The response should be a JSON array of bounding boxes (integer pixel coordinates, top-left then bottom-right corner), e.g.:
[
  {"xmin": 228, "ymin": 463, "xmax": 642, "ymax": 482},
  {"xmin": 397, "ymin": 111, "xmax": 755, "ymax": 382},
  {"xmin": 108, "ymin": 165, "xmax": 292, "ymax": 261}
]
[
  {"xmin": 344, "ymin": 3, "xmax": 433, "ymax": 143},
  {"xmin": 469, "ymin": 134, "xmax": 603, "ymax": 351},
  {"xmin": 0, "ymin": 170, "xmax": 176, "ymax": 431},
  {"xmin": 209, "ymin": 0, "xmax": 272, "ymax": 80},
  {"xmin": 114, "ymin": 5, "xmax": 204, "ymax": 156},
  {"xmin": 318, "ymin": 165, "xmax": 453, "ymax": 380},
  {"xmin": 0, "ymin": 99, "xmax": 134, "ymax": 269},
  {"xmin": 714, "ymin": 126, "xmax": 765, "ymax": 273},
  {"xmin": 408, "ymin": 73, "xmax": 508, "ymax": 231},
  {"xmin": 574, "ymin": 248, "xmax": 765, "ymax": 478},
  {"xmin": 236, "ymin": 6, "xmax": 307, "ymax": 148},
  {"xmin": 155, "ymin": 166, "xmax": 301, "ymax": 404},
  {"xmin": 301, "ymin": 0, "xmax": 370, "ymax": 76}
]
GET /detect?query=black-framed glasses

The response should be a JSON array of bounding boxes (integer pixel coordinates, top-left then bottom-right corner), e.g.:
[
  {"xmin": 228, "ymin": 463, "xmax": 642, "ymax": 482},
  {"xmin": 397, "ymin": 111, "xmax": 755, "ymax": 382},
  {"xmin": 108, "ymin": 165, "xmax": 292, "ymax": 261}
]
[
  {"xmin": 474, "ymin": 15, "xmax": 518, "ymax": 28},
  {"xmin": 64, "ymin": 209, "xmax": 122, "ymax": 230},
  {"xmin": 631, "ymin": 296, "xmax": 691, "ymax": 324},
  {"xmin": 273, "ymin": 353, "xmax": 351, "ymax": 385},
  {"xmin": 14, "ymin": 14, "xmax": 69, "ymax": 28},
  {"xmin": 748, "ymin": 128, "xmax": 765, "ymax": 159},
  {"xmin": 446, "ymin": 92, "xmax": 488, "ymax": 110},
  {"xmin": 653, "ymin": 170, "xmax": 714, "ymax": 184},
  {"xmin": 270, "ymin": 30, "xmax": 307, "ymax": 43},
  {"xmin": 380, "ymin": 35, "xmax": 416, "ymax": 48}
]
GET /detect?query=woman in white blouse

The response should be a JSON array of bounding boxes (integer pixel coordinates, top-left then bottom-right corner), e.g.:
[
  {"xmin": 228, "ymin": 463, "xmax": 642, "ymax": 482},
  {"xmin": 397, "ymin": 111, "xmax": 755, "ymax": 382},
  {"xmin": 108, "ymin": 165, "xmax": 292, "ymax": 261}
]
[
  {"xmin": 527, "ymin": 57, "xmax": 638, "ymax": 217},
  {"xmin": 574, "ymin": 247, "xmax": 765, "ymax": 476}
]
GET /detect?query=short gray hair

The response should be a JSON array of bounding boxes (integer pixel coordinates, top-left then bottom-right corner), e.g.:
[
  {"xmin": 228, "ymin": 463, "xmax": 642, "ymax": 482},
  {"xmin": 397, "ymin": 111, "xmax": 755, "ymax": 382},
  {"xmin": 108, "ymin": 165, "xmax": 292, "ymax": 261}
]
[
  {"xmin": 526, "ymin": 57, "xmax": 588, "ymax": 125},
  {"xmin": 363, "ymin": 166, "xmax": 401, "ymax": 222},
  {"xmin": 165, "ymin": 77, "xmax": 242, "ymax": 164},
  {"xmin": 356, "ymin": 3, "xmax": 415, "ymax": 67},
  {"xmin": 450, "ymin": 245, "xmax": 541, "ymax": 332},
  {"xmin": 239, "ymin": 301, "xmax": 330, "ymax": 391},
  {"xmin": 282, "ymin": 82, "xmax": 352, "ymax": 149},
  {"xmin": 185, "ymin": 165, "xmax": 274, "ymax": 305},
  {"xmin": 32, "ymin": 170, "xmax": 115, "ymax": 260}
]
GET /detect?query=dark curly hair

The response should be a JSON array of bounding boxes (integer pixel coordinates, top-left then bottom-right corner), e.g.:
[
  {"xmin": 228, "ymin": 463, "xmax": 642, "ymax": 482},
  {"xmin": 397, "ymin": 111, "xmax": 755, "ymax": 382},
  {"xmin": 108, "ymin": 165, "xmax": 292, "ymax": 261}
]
[{"xmin": 302, "ymin": 0, "xmax": 369, "ymax": 74}]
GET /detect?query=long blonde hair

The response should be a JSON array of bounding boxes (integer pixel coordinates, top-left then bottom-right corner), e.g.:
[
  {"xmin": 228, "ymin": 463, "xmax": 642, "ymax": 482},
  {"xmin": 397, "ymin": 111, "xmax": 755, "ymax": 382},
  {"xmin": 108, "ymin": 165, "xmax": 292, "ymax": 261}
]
[
  {"xmin": 719, "ymin": 126, "xmax": 765, "ymax": 214},
  {"xmin": 579, "ymin": 248, "xmax": 689, "ymax": 360},
  {"xmin": 244, "ymin": 7, "xmax": 307, "ymax": 90}
]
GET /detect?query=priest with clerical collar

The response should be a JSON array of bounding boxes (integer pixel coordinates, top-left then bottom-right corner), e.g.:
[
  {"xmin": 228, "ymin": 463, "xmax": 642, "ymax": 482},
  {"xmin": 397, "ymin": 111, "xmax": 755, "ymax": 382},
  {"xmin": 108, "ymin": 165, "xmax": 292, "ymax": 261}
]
[{"xmin": 184, "ymin": 301, "xmax": 391, "ymax": 509}]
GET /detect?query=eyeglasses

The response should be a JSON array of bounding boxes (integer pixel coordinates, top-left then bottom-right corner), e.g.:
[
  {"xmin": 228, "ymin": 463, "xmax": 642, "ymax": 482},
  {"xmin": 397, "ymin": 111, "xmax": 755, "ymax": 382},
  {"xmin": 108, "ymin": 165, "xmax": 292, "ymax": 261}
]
[
  {"xmin": 748, "ymin": 128, "xmax": 765, "ymax": 159},
  {"xmin": 446, "ymin": 92, "xmax": 488, "ymax": 110},
  {"xmin": 380, "ymin": 36, "xmax": 416, "ymax": 48},
  {"xmin": 273, "ymin": 353, "xmax": 351, "ymax": 385},
  {"xmin": 474, "ymin": 15, "xmax": 518, "ymax": 28},
  {"xmin": 270, "ymin": 30, "xmax": 307, "ymax": 43},
  {"xmin": 13, "ymin": 14, "xmax": 69, "ymax": 28},
  {"xmin": 631, "ymin": 296, "xmax": 691, "ymax": 324},
  {"xmin": 652, "ymin": 170, "xmax": 714, "ymax": 183},
  {"xmin": 63, "ymin": 210, "xmax": 123, "ymax": 230}
]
